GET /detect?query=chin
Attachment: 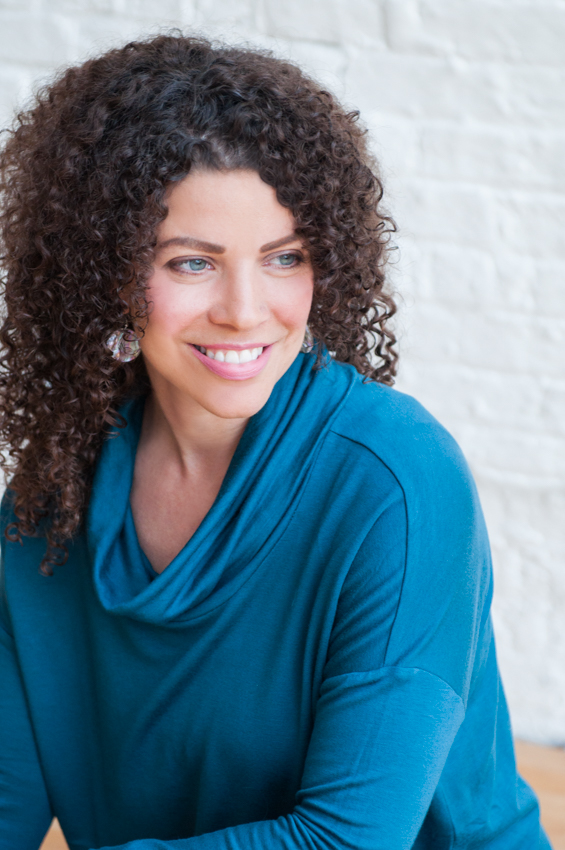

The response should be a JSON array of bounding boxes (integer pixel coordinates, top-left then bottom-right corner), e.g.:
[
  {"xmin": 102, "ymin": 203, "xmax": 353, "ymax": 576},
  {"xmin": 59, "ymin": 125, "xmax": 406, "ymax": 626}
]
[{"xmin": 199, "ymin": 385, "xmax": 275, "ymax": 421}]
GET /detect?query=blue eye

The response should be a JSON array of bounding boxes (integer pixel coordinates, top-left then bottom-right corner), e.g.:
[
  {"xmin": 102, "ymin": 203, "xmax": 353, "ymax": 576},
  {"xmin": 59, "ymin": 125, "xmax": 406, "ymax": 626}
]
[
  {"xmin": 274, "ymin": 253, "xmax": 299, "ymax": 267},
  {"xmin": 184, "ymin": 258, "xmax": 208, "ymax": 271},
  {"xmin": 169, "ymin": 256, "xmax": 211, "ymax": 275}
]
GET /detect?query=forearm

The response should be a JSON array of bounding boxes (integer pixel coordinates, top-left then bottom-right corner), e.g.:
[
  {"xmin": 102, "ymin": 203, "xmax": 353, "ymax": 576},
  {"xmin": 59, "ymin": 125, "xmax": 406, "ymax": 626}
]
[
  {"xmin": 96, "ymin": 668, "xmax": 464, "ymax": 850},
  {"xmin": 97, "ymin": 814, "xmax": 321, "ymax": 850},
  {"xmin": 0, "ymin": 625, "xmax": 53, "ymax": 850}
]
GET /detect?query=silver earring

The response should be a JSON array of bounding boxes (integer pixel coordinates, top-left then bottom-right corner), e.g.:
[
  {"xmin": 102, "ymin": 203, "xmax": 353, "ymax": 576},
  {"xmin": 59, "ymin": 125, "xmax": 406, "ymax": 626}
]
[
  {"xmin": 106, "ymin": 327, "xmax": 141, "ymax": 362},
  {"xmin": 301, "ymin": 325, "xmax": 315, "ymax": 353}
]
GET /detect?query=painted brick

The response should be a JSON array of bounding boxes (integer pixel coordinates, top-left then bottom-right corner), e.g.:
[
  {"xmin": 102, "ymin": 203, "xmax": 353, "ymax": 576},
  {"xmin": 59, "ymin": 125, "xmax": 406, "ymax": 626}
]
[
  {"xmin": 45, "ymin": 0, "xmax": 118, "ymax": 14},
  {"xmin": 489, "ymin": 530, "xmax": 565, "ymax": 745},
  {"xmin": 416, "ymin": 248, "xmax": 564, "ymax": 323},
  {"xmin": 346, "ymin": 50, "xmax": 507, "ymax": 122},
  {"xmin": 348, "ymin": 53, "xmax": 565, "ymax": 129},
  {"xmin": 396, "ymin": 363, "xmax": 552, "ymax": 434},
  {"xmin": 194, "ymin": 0, "xmax": 254, "ymax": 32},
  {"xmin": 394, "ymin": 181, "xmax": 496, "ymax": 246},
  {"xmin": 0, "ymin": 13, "xmax": 76, "ymax": 66},
  {"xmin": 455, "ymin": 425, "xmax": 565, "ymax": 479},
  {"xmin": 503, "ymin": 64, "xmax": 565, "ymax": 129},
  {"xmin": 262, "ymin": 0, "xmax": 386, "ymax": 47},
  {"xmin": 74, "ymin": 14, "xmax": 162, "ymax": 60},
  {"xmin": 494, "ymin": 193, "xmax": 565, "ymax": 259},
  {"xmin": 399, "ymin": 301, "xmax": 565, "ymax": 378},
  {"xmin": 385, "ymin": 0, "xmax": 565, "ymax": 66},
  {"xmin": 539, "ymin": 379, "xmax": 565, "ymax": 435},
  {"xmin": 255, "ymin": 35, "xmax": 347, "ymax": 98},
  {"xmin": 416, "ymin": 244, "xmax": 500, "ymax": 307},
  {"xmin": 410, "ymin": 250, "xmax": 562, "ymax": 324},
  {"xmin": 0, "ymin": 0, "xmax": 563, "ymax": 748},
  {"xmin": 417, "ymin": 125, "xmax": 565, "ymax": 191},
  {"xmin": 0, "ymin": 0, "xmax": 34, "ymax": 9},
  {"xmin": 491, "ymin": 252, "xmax": 544, "ymax": 314},
  {"xmin": 479, "ymin": 478, "xmax": 565, "ymax": 551},
  {"xmin": 112, "ymin": 0, "xmax": 184, "ymax": 18},
  {"xmin": 0, "ymin": 65, "xmax": 37, "ymax": 129},
  {"xmin": 528, "ymin": 259, "xmax": 565, "ymax": 317},
  {"xmin": 365, "ymin": 114, "xmax": 422, "ymax": 182}
]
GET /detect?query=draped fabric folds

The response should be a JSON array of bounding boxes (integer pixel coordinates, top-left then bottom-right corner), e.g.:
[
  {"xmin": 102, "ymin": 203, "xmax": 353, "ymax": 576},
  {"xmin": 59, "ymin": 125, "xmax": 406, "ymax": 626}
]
[{"xmin": 89, "ymin": 353, "xmax": 355, "ymax": 622}]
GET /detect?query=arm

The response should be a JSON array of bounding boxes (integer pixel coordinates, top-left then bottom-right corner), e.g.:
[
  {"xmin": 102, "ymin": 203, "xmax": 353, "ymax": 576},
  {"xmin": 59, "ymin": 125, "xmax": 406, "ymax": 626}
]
[
  {"xmin": 0, "ymin": 617, "xmax": 53, "ymax": 849},
  {"xmin": 98, "ymin": 673, "xmax": 462, "ymax": 850}
]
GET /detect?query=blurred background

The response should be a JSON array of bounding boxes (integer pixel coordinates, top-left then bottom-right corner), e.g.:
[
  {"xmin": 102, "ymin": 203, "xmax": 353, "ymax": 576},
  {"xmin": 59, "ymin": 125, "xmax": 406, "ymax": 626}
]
[{"xmin": 0, "ymin": 0, "xmax": 563, "ymax": 816}]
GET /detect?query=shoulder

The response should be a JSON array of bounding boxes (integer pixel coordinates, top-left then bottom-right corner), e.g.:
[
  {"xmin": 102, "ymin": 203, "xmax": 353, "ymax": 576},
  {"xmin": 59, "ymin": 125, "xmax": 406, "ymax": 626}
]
[
  {"xmin": 328, "ymin": 363, "xmax": 478, "ymax": 522},
  {"xmin": 326, "ymin": 365, "xmax": 492, "ymax": 699},
  {"xmin": 326, "ymin": 363, "xmax": 490, "ymax": 604},
  {"xmin": 331, "ymin": 363, "xmax": 464, "ymax": 474}
]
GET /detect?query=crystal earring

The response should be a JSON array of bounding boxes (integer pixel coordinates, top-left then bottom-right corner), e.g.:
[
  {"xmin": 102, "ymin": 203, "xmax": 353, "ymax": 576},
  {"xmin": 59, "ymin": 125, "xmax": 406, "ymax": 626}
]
[
  {"xmin": 106, "ymin": 327, "xmax": 141, "ymax": 362},
  {"xmin": 301, "ymin": 325, "xmax": 315, "ymax": 353}
]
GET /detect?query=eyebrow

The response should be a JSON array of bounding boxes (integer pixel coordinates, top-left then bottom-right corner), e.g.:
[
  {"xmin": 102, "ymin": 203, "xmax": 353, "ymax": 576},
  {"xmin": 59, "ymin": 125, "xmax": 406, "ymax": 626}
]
[
  {"xmin": 259, "ymin": 233, "xmax": 301, "ymax": 252},
  {"xmin": 156, "ymin": 233, "xmax": 300, "ymax": 254},
  {"xmin": 157, "ymin": 236, "xmax": 225, "ymax": 253}
]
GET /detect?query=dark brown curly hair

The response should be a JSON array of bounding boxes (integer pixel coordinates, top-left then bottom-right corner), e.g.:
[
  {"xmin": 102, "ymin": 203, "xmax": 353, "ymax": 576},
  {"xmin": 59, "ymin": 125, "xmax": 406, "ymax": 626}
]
[{"xmin": 0, "ymin": 32, "xmax": 397, "ymax": 574}]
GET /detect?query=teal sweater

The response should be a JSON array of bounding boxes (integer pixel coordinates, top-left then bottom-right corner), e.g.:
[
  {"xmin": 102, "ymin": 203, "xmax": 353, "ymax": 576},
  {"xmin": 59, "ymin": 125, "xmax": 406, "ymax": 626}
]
[{"xmin": 0, "ymin": 355, "xmax": 550, "ymax": 849}]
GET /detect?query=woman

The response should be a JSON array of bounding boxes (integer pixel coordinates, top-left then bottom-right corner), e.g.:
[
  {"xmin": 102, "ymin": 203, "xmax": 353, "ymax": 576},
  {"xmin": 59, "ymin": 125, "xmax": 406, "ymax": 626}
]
[{"xmin": 0, "ymin": 33, "xmax": 550, "ymax": 850}]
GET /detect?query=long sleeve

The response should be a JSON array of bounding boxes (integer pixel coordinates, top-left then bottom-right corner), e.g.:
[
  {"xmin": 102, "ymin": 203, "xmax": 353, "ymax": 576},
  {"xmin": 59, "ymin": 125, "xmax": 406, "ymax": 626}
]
[
  {"xmin": 94, "ymin": 493, "xmax": 470, "ymax": 850},
  {"xmin": 97, "ymin": 673, "xmax": 463, "ymax": 850},
  {"xmin": 0, "ymin": 616, "xmax": 53, "ymax": 849}
]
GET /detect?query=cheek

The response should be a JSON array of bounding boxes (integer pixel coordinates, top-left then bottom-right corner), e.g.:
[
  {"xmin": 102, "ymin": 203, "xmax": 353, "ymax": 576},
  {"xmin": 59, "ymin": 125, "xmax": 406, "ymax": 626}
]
[
  {"xmin": 143, "ymin": 277, "xmax": 202, "ymax": 338},
  {"xmin": 274, "ymin": 275, "xmax": 314, "ymax": 329}
]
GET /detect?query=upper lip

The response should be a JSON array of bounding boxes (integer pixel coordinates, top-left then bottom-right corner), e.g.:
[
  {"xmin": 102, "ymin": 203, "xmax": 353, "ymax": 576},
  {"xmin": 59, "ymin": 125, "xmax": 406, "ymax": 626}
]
[{"xmin": 191, "ymin": 342, "xmax": 271, "ymax": 350}]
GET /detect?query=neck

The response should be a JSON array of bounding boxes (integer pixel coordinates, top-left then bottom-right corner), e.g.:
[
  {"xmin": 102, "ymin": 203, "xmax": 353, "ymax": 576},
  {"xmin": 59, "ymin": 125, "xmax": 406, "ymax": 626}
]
[{"xmin": 141, "ymin": 389, "xmax": 249, "ymax": 478}]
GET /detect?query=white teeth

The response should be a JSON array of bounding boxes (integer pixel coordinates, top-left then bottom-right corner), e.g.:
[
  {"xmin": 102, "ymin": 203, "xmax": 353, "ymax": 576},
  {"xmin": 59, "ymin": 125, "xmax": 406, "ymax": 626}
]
[{"xmin": 200, "ymin": 346, "xmax": 264, "ymax": 364}]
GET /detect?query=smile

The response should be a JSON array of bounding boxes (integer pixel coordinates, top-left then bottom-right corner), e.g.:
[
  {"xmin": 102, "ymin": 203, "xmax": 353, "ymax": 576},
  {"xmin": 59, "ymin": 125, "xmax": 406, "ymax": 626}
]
[
  {"xmin": 189, "ymin": 343, "xmax": 272, "ymax": 381},
  {"xmin": 194, "ymin": 346, "xmax": 264, "ymax": 364}
]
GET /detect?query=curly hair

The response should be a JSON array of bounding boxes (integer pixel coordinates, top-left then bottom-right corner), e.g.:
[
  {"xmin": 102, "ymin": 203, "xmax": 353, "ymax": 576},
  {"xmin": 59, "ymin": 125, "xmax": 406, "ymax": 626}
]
[{"xmin": 0, "ymin": 32, "xmax": 397, "ymax": 574}]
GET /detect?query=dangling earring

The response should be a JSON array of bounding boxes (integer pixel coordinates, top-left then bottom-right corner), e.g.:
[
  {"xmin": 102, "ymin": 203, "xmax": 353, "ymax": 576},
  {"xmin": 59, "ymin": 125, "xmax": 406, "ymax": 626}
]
[
  {"xmin": 301, "ymin": 325, "xmax": 315, "ymax": 354},
  {"xmin": 106, "ymin": 326, "xmax": 141, "ymax": 362}
]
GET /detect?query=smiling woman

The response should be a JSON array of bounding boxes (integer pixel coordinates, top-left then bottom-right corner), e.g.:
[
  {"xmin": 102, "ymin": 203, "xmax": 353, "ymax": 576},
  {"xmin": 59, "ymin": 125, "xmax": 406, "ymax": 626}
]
[
  {"xmin": 0, "ymin": 32, "xmax": 550, "ymax": 850},
  {"xmin": 142, "ymin": 169, "xmax": 313, "ymax": 409}
]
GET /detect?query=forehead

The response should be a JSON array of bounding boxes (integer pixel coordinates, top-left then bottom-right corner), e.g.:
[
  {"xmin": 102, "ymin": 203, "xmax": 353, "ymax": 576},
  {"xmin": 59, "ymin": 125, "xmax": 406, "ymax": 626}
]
[{"xmin": 160, "ymin": 169, "xmax": 296, "ymax": 246}]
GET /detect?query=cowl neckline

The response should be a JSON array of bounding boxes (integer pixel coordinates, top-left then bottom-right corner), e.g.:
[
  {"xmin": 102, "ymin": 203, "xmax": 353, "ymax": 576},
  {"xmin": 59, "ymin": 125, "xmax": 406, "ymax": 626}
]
[{"xmin": 87, "ymin": 354, "xmax": 356, "ymax": 625}]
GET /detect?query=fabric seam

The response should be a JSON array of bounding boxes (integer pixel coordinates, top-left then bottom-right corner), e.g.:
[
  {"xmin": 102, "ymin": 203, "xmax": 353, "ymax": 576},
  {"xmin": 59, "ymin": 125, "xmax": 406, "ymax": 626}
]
[{"xmin": 327, "ymin": 429, "xmax": 413, "ymax": 681}]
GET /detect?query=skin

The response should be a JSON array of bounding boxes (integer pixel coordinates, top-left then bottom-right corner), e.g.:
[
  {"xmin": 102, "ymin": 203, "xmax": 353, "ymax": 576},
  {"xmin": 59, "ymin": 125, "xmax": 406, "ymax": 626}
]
[{"xmin": 130, "ymin": 168, "xmax": 315, "ymax": 572}]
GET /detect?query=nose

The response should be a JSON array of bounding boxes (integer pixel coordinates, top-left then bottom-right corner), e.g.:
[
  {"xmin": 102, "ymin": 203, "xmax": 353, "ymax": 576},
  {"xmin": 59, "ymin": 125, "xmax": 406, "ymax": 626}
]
[{"xmin": 208, "ymin": 265, "xmax": 268, "ymax": 331}]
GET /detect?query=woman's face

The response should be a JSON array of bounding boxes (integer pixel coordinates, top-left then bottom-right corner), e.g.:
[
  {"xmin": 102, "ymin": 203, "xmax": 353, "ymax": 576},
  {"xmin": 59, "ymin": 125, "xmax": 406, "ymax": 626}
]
[{"xmin": 140, "ymin": 169, "xmax": 314, "ymax": 421}]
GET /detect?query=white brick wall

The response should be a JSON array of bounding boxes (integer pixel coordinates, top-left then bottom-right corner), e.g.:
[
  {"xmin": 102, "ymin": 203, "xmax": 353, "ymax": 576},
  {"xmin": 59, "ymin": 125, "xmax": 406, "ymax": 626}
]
[{"xmin": 0, "ymin": 0, "xmax": 562, "ymax": 745}]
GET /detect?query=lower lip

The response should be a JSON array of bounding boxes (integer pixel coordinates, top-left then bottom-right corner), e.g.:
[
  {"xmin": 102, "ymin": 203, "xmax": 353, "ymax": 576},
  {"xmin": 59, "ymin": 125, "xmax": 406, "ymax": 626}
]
[{"xmin": 189, "ymin": 344, "xmax": 272, "ymax": 380}]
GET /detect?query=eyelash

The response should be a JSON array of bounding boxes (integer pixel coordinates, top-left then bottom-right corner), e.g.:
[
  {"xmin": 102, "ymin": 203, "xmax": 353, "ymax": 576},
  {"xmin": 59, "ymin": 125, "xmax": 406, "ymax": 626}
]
[
  {"xmin": 268, "ymin": 252, "xmax": 305, "ymax": 269},
  {"xmin": 168, "ymin": 251, "xmax": 305, "ymax": 275}
]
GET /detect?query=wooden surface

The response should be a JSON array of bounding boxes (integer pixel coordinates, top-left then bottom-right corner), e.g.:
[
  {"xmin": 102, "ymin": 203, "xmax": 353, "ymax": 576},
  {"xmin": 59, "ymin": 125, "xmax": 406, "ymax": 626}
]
[
  {"xmin": 39, "ymin": 817, "xmax": 67, "ymax": 850},
  {"xmin": 40, "ymin": 739, "xmax": 565, "ymax": 850},
  {"xmin": 515, "ymin": 739, "xmax": 565, "ymax": 849}
]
